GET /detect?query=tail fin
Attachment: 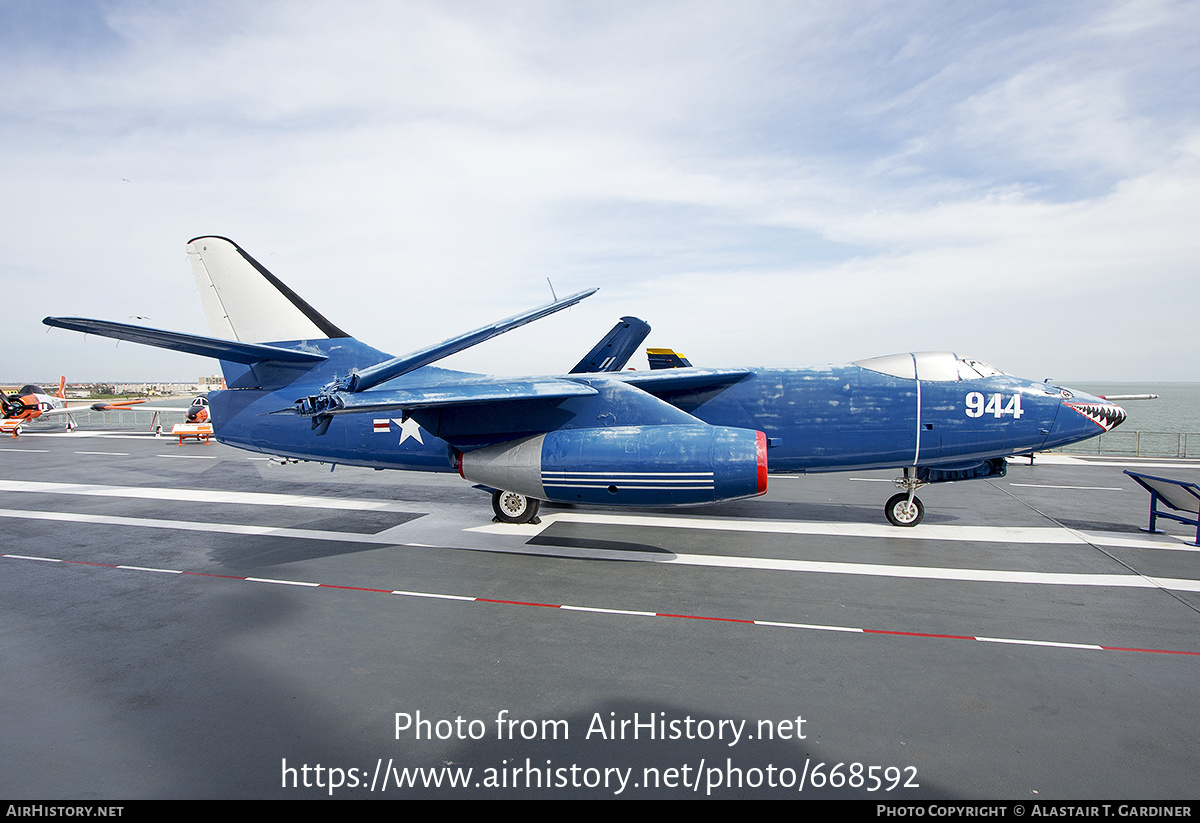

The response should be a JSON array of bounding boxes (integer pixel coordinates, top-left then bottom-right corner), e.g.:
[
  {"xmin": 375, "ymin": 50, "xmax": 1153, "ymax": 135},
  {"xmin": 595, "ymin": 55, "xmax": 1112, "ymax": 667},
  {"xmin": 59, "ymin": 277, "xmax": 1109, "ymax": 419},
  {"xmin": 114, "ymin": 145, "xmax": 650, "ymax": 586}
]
[
  {"xmin": 570, "ymin": 316, "xmax": 650, "ymax": 374},
  {"xmin": 57, "ymin": 376, "xmax": 66, "ymax": 399},
  {"xmin": 187, "ymin": 236, "xmax": 348, "ymax": 343}
]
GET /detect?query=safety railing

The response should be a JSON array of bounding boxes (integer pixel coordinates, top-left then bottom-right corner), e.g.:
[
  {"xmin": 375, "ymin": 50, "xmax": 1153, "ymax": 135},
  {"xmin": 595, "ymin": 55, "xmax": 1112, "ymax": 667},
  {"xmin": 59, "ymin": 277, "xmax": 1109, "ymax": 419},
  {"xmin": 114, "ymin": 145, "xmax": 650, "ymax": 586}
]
[
  {"xmin": 1053, "ymin": 430, "xmax": 1199, "ymax": 458},
  {"xmin": 17, "ymin": 408, "xmax": 187, "ymax": 430}
]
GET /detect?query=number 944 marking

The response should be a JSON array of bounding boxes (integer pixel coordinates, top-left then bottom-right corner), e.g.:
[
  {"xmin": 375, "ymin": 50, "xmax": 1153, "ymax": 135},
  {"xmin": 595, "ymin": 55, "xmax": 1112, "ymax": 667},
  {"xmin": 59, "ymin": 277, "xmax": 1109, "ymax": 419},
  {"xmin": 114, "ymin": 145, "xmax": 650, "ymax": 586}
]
[{"xmin": 964, "ymin": 392, "xmax": 1024, "ymax": 419}]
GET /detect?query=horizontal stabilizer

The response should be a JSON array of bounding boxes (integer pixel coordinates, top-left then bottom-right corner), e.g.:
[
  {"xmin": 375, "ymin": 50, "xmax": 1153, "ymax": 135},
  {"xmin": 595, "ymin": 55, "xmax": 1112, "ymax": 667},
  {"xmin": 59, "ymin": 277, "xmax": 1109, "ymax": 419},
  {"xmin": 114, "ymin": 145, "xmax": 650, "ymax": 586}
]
[
  {"xmin": 647, "ymin": 348, "xmax": 693, "ymax": 370},
  {"xmin": 292, "ymin": 379, "xmax": 598, "ymax": 417},
  {"xmin": 570, "ymin": 316, "xmax": 651, "ymax": 374},
  {"xmin": 42, "ymin": 317, "xmax": 328, "ymax": 365},
  {"xmin": 343, "ymin": 287, "xmax": 597, "ymax": 393}
]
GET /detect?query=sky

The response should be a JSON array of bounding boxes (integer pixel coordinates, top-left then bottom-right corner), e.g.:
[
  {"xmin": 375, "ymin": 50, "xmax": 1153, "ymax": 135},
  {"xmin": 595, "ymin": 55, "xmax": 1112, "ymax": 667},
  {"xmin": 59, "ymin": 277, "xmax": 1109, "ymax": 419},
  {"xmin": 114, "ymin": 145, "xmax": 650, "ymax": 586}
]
[{"xmin": 2, "ymin": 0, "xmax": 1198, "ymax": 384}]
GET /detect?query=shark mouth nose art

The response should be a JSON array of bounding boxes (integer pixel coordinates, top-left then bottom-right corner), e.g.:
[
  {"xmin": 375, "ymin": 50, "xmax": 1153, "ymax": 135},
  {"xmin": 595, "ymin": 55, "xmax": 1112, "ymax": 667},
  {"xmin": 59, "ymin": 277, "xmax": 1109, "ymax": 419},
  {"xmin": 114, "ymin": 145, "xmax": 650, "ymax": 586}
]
[{"xmin": 1067, "ymin": 402, "xmax": 1127, "ymax": 432}]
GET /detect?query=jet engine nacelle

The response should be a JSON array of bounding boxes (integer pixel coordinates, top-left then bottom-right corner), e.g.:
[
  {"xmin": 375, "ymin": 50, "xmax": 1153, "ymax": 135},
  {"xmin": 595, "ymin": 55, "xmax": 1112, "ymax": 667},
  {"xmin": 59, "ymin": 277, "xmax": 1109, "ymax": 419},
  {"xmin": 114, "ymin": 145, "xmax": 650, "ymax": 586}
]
[{"xmin": 458, "ymin": 424, "xmax": 768, "ymax": 507}]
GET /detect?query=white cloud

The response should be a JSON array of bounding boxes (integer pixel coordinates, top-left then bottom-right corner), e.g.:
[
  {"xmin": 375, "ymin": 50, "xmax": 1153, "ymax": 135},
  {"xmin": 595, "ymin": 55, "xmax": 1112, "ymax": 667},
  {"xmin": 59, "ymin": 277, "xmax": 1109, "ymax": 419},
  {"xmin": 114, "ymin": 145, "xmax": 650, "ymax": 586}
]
[{"xmin": 2, "ymin": 0, "xmax": 1197, "ymax": 383}]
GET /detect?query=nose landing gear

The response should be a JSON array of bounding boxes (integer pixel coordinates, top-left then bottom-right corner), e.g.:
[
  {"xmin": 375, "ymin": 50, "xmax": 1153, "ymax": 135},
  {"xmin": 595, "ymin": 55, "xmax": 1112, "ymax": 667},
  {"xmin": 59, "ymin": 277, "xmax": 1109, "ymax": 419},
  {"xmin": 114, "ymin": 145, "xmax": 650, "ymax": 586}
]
[
  {"xmin": 885, "ymin": 468, "xmax": 926, "ymax": 527},
  {"xmin": 885, "ymin": 492, "xmax": 924, "ymax": 527}
]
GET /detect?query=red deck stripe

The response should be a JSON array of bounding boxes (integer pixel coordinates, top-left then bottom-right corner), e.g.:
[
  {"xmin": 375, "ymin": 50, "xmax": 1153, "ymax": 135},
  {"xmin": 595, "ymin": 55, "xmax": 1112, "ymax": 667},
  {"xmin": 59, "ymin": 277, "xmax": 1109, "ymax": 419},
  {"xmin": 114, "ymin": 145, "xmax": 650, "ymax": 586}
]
[
  {"xmin": 476, "ymin": 598, "xmax": 561, "ymax": 608},
  {"xmin": 864, "ymin": 629, "xmax": 975, "ymax": 640},
  {"xmin": 5, "ymin": 552, "xmax": 1197, "ymax": 657},
  {"xmin": 658, "ymin": 613, "xmax": 754, "ymax": 624}
]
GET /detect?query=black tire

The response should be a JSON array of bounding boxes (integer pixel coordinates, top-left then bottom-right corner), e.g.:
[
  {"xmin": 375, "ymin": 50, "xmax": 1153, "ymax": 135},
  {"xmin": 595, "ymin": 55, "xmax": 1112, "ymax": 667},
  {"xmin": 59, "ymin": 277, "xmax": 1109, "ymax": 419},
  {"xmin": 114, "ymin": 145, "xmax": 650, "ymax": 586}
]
[
  {"xmin": 491, "ymin": 490, "xmax": 541, "ymax": 524},
  {"xmin": 885, "ymin": 493, "xmax": 924, "ymax": 527}
]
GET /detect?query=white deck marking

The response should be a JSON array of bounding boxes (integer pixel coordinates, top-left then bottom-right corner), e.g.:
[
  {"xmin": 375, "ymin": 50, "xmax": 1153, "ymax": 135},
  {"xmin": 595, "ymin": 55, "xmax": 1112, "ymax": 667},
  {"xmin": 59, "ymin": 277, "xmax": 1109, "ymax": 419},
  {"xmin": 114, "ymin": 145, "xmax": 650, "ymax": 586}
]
[
  {"xmin": 471, "ymin": 511, "xmax": 1090, "ymax": 544},
  {"xmin": 755, "ymin": 619, "xmax": 862, "ymax": 633},
  {"xmin": 74, "ymin": 451, "xmax": 130, "ymax": 456},
  {"xmin": 5, "ymin": 476, "xmax": 1197, "ymax": 554},
  {"xmin": 561, "ymin": 605, "xmax": 658, "ymax": 617},
  {"xmin": 975, "ymin": 636, "xmax": 1102, "ymax": 650},
  {"xmin": 5, "ymin": 550, "xmax": 1194, "ymax": 657},
  {"xmin": 392, "ymin": 590, "xmax": 475, "ymax": 602},
  {"xmin": 2, "ymin": 506, "xmax": 1199, "ymax": 592},
  {"xmin": 245, "ymin": 577, "xmax": 320, "ymax": 587},
  {"xmin": 1018, "ymin": 454, "xmax": 1200, "ymax": 470},
  {"xmin": 0, "ymin": 508, "xmax": 385, "ymax": 544},
  {"xmin": 474, "ymin": 511, "xmax": 1200, "ymax": 552},
  {"xmin": 3, "ymin": 478, "xmax": 1196, "ymax": 556},
  {"xmin": 663, "ymin": 551, "xmax": 1200, "ymax": 591},
  {"xmin": 1081, "ymin": 531, "xmax": 1200, "ymax": 552},
  {"xmin": 1010, "ymin": 483, "xmax": 1123, "ymax": 491},
  {"xmin": 0, "ymin": 479, "xmax": 416, "ymax": 512}
]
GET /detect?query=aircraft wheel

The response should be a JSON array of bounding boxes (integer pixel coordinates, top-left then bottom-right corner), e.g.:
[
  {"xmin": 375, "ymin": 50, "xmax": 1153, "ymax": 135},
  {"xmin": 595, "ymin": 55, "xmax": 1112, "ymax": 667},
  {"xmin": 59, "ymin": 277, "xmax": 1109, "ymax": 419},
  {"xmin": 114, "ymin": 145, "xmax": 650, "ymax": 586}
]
[
  {"xmin": 885, "ymin": 493, "xmax": 924, "ymax": 527},
  {"xmin": 492, "ymin": 490, "xmax": 541, "ymax": 524}
]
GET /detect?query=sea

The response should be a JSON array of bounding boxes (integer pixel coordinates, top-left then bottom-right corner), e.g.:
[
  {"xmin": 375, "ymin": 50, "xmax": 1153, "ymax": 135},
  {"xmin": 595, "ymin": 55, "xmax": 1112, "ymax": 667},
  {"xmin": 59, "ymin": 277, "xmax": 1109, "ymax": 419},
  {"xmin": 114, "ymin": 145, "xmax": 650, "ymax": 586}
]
[{"xmin": 1063, "ymin": 382, "xmax": 1200, "ymax": 457}]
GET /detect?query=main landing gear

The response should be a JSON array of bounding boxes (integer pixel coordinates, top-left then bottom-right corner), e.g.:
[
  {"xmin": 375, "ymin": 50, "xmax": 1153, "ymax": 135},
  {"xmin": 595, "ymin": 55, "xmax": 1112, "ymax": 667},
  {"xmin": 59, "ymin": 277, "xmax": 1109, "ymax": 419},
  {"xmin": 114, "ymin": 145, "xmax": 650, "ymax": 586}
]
[
  {"xmin": 885, "ymin": 468, "xmax": 926, "ymax": 527},
  {"xmin": 491, "ymin": 489, "xmax": 541, "ymax": 525}
]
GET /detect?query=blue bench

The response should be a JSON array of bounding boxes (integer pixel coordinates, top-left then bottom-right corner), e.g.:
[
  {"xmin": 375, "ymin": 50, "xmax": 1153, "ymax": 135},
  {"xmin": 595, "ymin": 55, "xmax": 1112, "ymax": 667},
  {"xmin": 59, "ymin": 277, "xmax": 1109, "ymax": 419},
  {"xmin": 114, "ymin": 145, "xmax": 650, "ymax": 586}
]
[{"xmin": 1124, "ymin": 470, "xmax": 1200, "ymax": 545}]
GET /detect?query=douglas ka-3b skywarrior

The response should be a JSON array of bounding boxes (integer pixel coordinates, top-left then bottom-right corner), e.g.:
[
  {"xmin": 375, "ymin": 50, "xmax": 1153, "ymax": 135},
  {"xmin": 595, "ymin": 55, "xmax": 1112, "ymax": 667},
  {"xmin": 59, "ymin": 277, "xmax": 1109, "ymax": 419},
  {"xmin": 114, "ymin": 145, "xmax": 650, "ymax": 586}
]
[{"xmin": 44, "ymin": 236, "xmax": 1126, "ymax": 527}]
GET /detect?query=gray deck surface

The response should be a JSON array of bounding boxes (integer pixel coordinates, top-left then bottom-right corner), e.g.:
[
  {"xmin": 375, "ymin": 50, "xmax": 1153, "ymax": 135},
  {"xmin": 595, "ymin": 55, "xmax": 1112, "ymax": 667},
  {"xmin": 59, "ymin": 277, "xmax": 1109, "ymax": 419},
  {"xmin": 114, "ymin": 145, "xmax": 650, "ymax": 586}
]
[{"xmin": 2, "ymin": 431, "xmax": 1197, "ymax": 799}]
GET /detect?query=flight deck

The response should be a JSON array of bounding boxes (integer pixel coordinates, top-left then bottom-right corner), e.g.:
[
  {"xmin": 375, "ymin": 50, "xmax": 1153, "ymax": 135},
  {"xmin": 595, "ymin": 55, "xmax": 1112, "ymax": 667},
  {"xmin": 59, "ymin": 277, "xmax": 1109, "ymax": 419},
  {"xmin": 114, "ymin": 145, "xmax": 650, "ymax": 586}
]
[{"xmin": 1, "ymin": 430, "xmax": 1197, "ymax": 798}]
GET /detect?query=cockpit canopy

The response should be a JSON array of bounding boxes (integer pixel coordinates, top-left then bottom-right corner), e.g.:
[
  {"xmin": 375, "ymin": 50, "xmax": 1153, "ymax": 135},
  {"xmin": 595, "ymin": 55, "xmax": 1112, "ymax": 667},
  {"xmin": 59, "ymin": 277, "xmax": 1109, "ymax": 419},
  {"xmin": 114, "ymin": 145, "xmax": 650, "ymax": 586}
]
[{"xmin": 853, "ymin": 352, "xmax": 1007, "ymax": 382}]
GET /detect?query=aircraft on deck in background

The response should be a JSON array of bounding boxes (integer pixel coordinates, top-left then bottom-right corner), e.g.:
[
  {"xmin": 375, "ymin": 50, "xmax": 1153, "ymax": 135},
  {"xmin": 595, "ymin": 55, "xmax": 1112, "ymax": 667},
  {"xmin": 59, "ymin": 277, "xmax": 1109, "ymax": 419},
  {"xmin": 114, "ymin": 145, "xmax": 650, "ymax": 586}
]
[
  {"xmin": 127, "ymin": 395, "xmax": 211, "ymax": 425},
  {"xmin": 1, "ymin": 378, "xmax": 149, "ymax": 436},
  {"xmin": 44, "ymin": 236, "xmax": 1127, "ymax": 526},
  {"xmin": 124, "ymin": 395, "xmax": 214, "ymax": 443},
  {"xmin": 184, "ymin": 394, "xmax": 209, "ymax": 423}
]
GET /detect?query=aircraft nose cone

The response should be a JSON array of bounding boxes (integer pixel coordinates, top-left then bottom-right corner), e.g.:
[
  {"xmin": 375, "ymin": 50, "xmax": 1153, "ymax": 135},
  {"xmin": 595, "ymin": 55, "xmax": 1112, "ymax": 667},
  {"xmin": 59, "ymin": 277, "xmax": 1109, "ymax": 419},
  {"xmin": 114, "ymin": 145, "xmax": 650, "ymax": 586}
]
[{"xmin": 1065, "ymin": 400, "xmax": 1127, "ymax": 432}]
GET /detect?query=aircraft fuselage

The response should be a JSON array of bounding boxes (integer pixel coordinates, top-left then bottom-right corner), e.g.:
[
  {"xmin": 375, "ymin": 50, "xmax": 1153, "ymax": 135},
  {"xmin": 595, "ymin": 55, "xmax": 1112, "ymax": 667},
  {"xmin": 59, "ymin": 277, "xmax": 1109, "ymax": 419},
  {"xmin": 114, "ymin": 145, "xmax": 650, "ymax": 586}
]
[{"xmin": 206, "ymin": 343, "xmax": 1118, "ymax": 483}]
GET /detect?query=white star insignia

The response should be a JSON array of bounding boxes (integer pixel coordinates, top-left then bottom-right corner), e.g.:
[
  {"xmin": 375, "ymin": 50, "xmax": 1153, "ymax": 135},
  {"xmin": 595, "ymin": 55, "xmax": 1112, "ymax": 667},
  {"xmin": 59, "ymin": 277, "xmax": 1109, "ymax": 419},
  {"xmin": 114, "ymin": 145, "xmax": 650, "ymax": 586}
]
[{"xmin": 395, "ymin": 417, "xmax": 424, "ymax": 445}]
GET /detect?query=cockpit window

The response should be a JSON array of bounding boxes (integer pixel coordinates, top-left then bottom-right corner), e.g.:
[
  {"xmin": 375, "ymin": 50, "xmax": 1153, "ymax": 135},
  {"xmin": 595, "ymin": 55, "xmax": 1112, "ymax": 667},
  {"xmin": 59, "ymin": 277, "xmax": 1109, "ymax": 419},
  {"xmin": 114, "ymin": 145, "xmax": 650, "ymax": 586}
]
[
  {"xmin": 853, "ymin": 353, "xmax": 915, "ymax": 379},
  {"xmin": 913, "ymin": 352, "xmax": 959, "ymax": 382},
  {"xmin": 854, "ymin": 353, "xmax": 1008, "ymax": 381},
  {"xmin": 956, "ymin": 359, "xmax": 1006, "ymax": 379}
]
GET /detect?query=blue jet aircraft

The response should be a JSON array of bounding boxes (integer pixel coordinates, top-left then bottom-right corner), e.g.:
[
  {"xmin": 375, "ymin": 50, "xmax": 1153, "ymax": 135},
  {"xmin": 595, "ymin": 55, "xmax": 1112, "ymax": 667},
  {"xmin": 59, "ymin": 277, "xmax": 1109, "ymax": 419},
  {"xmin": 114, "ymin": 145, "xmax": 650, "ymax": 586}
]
[{"xmin": 44, "ymin": 236, "xmax": 1126, "ymax": 527}]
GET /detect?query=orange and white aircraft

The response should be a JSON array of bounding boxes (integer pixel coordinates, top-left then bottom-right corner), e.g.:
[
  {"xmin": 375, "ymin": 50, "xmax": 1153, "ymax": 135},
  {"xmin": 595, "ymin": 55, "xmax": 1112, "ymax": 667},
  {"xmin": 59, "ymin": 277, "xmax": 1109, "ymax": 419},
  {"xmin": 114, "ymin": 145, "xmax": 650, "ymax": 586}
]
[
  {"xmin": 0, "ymin": 378, "xmax": 148, "ymax": 436},
  {"xmin": 138, "ymin": 395, "xmax": 215, "ymax": 443}
]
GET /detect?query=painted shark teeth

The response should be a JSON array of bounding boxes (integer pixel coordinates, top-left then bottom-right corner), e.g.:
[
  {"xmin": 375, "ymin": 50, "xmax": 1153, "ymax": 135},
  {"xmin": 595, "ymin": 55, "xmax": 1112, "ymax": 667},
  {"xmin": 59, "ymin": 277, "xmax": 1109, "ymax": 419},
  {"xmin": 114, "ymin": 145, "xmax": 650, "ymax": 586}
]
[{"xmin": 1067, "ymin": 402, "xmax": 1127, "ymax": 432}]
